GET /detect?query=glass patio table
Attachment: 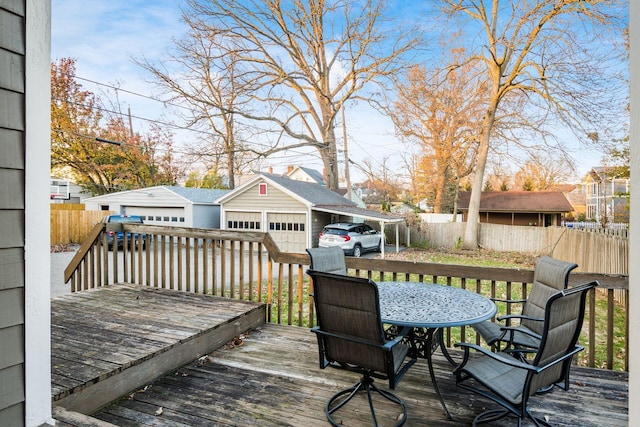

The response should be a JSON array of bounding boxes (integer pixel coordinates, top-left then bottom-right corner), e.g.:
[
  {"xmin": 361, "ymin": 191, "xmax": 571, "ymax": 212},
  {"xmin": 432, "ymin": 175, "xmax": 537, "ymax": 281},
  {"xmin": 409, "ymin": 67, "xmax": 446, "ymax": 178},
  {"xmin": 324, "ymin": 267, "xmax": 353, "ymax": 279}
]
[{"xmin": 377, "ymin": 281, "xmax": 497, "ymax": 419}]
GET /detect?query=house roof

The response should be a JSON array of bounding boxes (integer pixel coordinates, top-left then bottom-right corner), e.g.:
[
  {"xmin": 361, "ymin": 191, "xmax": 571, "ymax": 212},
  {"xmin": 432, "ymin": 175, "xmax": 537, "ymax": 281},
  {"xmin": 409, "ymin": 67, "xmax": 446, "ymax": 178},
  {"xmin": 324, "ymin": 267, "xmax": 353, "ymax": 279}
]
[
  {"xmin": 262, "ymin": 173, "xmax": 353, "ymax": 205},
  {"xmin": 163, "ymin": 186, "xmax": 229, "ymax": 204},
  {"xmin": 458, "ymin": 191, "xmax": 574, "ymax": 213},
  {"xmin": 286, "ymin": 165, "xmax": 325, "ymax": 184}
]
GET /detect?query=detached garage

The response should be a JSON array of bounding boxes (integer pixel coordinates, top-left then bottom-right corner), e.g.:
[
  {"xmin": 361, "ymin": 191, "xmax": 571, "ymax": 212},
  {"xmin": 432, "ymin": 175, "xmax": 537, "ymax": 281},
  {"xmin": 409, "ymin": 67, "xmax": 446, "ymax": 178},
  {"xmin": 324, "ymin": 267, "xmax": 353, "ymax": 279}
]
[
  {"xmin": 216, "ymin": 173, "xmax": 404, "ymax": 254},
  {"xmin": 84, "ymin": 186, "xmax": 229, "ymax": 228}
]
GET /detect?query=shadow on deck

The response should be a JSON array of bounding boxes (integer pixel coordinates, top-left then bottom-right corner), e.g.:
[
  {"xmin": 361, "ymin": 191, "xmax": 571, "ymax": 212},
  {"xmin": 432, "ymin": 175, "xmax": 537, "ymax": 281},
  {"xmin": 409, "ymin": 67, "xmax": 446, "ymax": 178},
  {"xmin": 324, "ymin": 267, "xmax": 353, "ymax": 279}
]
[{"xmin": 52, "ymin": 286, "xmax": 628, "ymax": 427}]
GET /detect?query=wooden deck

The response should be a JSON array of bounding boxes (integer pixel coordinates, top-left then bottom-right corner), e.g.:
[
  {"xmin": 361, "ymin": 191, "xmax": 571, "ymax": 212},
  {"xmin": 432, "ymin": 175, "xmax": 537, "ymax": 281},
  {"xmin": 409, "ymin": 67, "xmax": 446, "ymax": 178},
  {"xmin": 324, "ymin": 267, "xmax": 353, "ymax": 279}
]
[
  {"xmin": 51, "ymin": 286, "xmax": 628, "ymax": 427},
  {"xmin": 51, "ymin": 283, "xmax": 266, "ymax": 414}
]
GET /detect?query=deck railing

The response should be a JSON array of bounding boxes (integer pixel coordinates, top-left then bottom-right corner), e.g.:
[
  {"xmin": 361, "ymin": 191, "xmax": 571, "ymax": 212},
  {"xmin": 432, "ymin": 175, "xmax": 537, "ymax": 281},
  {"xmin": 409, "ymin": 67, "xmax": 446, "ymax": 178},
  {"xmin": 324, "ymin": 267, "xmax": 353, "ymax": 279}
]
[{"xmin": 65, "ymin": 223, "xmax": 629, "ymax": 371}]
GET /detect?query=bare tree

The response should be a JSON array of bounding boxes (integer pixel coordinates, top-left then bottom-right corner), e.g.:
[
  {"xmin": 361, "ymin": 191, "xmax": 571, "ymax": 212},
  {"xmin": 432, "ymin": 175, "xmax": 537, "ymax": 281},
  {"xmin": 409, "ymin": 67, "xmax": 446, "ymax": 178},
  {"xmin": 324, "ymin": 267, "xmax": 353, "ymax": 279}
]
[
  {"xmin": 513, "ymin": 152, "xmax": 574, "ymax": 191},
  {"xmin": 175, "ymin": 0, "xmax": 421, "ymax": 189},
  {"xmin": 388, "ymin": 50, "xmax": 484, "ymax": 213},
  {"xmin": 137, "ymin": 20, "xmax": 259, "ymax": 189},
  {"xmin": 441, "ymin": 0, "xmax": 627, "ymax": 248}
]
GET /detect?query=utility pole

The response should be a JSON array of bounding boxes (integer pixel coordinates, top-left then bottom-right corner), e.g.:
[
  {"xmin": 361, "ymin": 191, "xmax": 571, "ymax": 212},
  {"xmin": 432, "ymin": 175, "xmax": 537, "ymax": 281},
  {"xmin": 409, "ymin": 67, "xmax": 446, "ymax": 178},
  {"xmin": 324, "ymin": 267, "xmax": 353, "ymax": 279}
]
[
  {"xmin": 341, "ymin": 105, "xmax": 352, "ymax": 200},
  {"xmin": 128, "ymin": 106, "xmax": 134, "ymax": 137}
]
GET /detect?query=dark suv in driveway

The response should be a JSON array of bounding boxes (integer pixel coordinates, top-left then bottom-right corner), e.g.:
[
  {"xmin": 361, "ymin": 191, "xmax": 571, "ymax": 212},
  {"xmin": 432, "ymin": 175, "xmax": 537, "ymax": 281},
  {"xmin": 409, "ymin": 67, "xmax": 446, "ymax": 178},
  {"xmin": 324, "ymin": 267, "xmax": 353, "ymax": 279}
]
[
  {"xmin": 103, "ymin": 215, "xmax": 145, "ymax": 250},
  {"xmin": 318, "ymin": 222, "xmax": 382, "ymax": 257}
]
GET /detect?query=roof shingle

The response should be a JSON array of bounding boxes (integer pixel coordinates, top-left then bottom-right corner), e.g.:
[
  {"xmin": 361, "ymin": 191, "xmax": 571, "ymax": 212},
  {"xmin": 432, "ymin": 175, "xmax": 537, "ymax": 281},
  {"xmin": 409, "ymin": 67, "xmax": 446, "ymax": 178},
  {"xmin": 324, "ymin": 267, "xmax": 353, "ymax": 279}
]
[{"xmin": 458, "ymin": 191, "xmax": 573, "ymax": 212}]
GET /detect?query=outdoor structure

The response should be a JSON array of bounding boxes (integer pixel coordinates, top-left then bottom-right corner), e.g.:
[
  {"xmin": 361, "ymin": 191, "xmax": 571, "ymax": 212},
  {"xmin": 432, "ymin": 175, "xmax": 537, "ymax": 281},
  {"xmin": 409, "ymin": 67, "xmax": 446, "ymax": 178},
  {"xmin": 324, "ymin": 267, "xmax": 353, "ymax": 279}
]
[
  {"xmin": 0, "ymin": 1, "xmax": 53, "ymax": 426},
  {"xmin": 216, "ymin": 172, "xmax": 405, "ymax": 254},
  {"xmin": 583, "ymin": 167, "xmax": 630, "ymax": 223},
  {"xmin": 83, "ymin": 186, "xmax": 229, "ymax": 228},
  {"xmin": 457, "ymin": 191, "xmax": 574, "ymax": 226}
]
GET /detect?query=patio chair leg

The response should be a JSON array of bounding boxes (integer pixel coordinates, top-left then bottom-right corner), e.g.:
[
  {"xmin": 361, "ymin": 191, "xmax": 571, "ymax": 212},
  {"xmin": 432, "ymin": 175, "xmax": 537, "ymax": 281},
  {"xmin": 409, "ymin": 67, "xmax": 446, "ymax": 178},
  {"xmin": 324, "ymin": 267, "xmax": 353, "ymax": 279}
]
[
  {"xmin": 326, "ymin": 377, "xmax": 407, "ymax": 427},
  {"xmin": 472, "ymin": 409, "xmax": 512, "ymax": 426},
  {"xmin": 472, "ymin": 408, "xmax": 553, "ymax": 427}
]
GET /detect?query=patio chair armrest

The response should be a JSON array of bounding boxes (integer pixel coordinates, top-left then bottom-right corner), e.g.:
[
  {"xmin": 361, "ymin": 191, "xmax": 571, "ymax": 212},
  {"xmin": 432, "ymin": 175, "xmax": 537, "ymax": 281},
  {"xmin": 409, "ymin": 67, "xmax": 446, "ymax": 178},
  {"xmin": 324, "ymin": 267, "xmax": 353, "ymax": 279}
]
[
  {"xmin": 490, "ymin": 297, "xmax": 527, "ymax": 304},
  {"xmin": 453, "ymin": 342, "xmax": 536, "ymax": 372},
  {"xmin": 312, "ymin": 326, "xmax": 388, "ymax": 351},
  {"xmin": 533, "ymin": 345, "xmax": 585, "ymax": 374},
  {"xmin": 499, "ymin": 325, "xmax": 542, "ymax": 340},
  {"xmin": 497, "ymin": 314, "xmax": 544, "ymax": 323},
  {"xmin": 383, "ymin": 326, "xmax": 413, "ymax": 349}
]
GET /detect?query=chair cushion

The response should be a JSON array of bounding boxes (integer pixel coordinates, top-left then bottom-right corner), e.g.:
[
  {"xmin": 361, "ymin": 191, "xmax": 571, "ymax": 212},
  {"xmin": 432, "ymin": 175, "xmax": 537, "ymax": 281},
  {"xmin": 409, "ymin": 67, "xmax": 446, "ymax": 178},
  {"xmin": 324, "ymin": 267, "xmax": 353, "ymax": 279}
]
[
  {"xmin": 461, "ymin": 352, "xmax": 527, "ymax": 405},
  {"xmin": 472, "ymin": 320, "xmax": 504, "ymax": 346}
]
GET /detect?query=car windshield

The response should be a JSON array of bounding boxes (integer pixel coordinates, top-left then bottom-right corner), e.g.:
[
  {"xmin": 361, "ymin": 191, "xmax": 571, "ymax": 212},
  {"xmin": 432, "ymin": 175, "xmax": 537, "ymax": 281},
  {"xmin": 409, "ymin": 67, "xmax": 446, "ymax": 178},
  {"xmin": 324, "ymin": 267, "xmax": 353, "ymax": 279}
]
[{"xmin": 323, "ymin": 228, "xmax": 347, "ymax": 236}]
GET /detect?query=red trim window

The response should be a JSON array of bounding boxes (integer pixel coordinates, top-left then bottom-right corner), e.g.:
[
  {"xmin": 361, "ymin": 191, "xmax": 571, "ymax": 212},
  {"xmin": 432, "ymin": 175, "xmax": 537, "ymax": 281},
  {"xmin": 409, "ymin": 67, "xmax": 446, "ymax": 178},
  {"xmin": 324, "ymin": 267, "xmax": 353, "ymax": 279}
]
[{"xmin": 259, "ymin": 182, "xmax": 268, "ymax": 196}]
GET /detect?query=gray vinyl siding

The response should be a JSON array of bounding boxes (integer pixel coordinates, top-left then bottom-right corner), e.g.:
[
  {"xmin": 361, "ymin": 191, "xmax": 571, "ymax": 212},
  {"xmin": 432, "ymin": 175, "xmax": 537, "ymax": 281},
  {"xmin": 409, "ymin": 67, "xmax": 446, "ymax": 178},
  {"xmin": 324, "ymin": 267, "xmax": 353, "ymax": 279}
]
[{"xmin": 0, "ymin": 1, "xmax": 26, "ymax": 425}]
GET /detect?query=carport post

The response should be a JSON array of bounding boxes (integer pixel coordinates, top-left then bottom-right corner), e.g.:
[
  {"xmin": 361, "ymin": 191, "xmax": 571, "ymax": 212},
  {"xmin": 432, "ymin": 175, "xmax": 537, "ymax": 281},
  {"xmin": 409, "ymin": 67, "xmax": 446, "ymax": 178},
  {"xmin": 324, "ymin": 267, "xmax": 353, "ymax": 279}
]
[
  {"xmin": 395, "ymin": 223, "xmax": 399, "ymax": 253},
  {"xmin": 379, "ymin": 220, "xmax": 385, "ymax": 259},
  {"xmin": 405, "ymin": 223, "xmax": 410, "ymax": 248}
]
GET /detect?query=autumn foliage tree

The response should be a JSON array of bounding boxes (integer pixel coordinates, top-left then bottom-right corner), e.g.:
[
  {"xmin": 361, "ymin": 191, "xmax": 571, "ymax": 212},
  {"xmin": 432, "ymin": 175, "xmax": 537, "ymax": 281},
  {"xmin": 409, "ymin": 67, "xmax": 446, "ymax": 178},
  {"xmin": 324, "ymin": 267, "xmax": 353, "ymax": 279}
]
[
  {"xmin": 51, "ymin": 58, "xmax": 182, "ymax": 195},
  {"xmin": 389, "ymin": 55, "xmax": 484, "ymax": 213}
]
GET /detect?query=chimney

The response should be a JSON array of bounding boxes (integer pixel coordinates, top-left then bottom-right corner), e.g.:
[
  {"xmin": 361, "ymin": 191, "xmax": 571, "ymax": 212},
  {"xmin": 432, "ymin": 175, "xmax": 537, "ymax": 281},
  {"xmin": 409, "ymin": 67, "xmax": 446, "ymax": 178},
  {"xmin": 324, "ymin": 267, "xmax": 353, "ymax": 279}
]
[
  {"xmin": 267, "ymin": 166, "xmax": 273, "ymax": 174},
  {"xmin": 287, "ymin": 165, "xmax": 294, "ymax": 174}
]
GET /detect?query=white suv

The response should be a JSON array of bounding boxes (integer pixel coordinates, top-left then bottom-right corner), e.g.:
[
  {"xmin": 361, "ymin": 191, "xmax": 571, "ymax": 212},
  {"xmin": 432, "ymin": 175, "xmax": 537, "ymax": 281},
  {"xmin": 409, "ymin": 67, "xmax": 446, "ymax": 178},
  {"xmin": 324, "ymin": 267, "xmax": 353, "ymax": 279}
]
[{"xmin": 318, "ymin": 223, "xmax": 382, "ymax": 257}]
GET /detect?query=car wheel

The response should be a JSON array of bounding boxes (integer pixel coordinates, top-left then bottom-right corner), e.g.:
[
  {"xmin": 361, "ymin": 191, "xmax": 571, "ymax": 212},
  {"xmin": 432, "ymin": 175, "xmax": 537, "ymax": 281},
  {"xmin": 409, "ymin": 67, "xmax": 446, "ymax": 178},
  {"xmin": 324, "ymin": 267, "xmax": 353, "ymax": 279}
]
[{"xmin": 353, "ymin": 244, "xmax": 362, "ymax": 258}]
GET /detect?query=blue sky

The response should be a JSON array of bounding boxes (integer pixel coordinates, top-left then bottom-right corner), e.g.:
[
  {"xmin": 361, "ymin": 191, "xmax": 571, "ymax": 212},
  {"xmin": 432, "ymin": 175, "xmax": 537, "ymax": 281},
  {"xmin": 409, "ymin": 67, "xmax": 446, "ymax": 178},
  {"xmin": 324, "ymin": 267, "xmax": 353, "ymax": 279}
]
[{"xmin": 51, "ymin": 0, "xmax": 608, "ymax": 184}]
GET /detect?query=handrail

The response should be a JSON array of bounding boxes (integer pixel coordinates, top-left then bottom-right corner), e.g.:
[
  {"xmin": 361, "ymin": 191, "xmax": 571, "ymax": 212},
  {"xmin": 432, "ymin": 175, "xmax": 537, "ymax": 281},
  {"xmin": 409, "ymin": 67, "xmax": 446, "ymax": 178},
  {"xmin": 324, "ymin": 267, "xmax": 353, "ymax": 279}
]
[{"xmin": 63, "ymin": 224, "xmax": 629, "ymax": 372}]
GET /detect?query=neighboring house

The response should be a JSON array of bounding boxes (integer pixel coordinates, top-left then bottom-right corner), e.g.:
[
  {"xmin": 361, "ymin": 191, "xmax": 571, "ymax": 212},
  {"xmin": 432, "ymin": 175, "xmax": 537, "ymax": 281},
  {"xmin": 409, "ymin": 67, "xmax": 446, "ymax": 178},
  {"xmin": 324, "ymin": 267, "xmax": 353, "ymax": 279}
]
[
  {"xmin": 457, "ymin": 191, "xmax": 574, "ymax": 226},
  {"xmin": 50, "ymin": 177, "xmax": 90, "ymax": 204},
  {"xmin": 391, "ymin": 202, "xmax": 415, "ymax": 215},
  {"xmin": 285, "ymin": 164, "xmax": 326, "ymax": 185},
  {"xmin": 84, "ymin": 186, "xmax": 229, "ymax": 228},
  {"xmin": 333, "ymin": 188, "xmax": 366, "ymax": 208},
  {"xmin": 216, "ymin": 173, "xmax": 404, "ymax": 253},
  {"xmin": 583, "ymin": 167, "xmax": 630, "ymax": 223},
  {"xmin": 1, "ymin": 2, "xmax": 53, "ymax": 426},
  {"xmin": 563, "ymin": 185, "xmax": 587, "ymax": 220}
]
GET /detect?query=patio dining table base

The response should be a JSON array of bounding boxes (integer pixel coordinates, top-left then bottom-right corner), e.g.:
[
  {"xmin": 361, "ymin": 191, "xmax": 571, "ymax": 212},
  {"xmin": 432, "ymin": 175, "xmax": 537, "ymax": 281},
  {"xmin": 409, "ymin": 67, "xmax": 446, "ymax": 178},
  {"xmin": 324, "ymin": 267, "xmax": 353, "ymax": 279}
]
[{"xmin": 379, "ymin": 282, "xmax": 497, "ymax": 422}]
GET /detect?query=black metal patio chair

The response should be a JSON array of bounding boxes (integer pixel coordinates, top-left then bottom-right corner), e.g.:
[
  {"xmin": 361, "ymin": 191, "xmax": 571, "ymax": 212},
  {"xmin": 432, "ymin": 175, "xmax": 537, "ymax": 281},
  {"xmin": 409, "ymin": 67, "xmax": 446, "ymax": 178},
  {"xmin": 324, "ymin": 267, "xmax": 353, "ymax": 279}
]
[
  {"xmin": 473, "ymin": 256, "xmax": 578, "ymax": 351},
  {"xmin": 306, "ymin": 246, "xmax": 347, "ymax": 275},
  {"xmin": 454, "ymin": 281, "xmax": 597, "ymax": 426},
  {"xmin": 307, "ymin": 269, "xmax": 416, "ymax": 426}
]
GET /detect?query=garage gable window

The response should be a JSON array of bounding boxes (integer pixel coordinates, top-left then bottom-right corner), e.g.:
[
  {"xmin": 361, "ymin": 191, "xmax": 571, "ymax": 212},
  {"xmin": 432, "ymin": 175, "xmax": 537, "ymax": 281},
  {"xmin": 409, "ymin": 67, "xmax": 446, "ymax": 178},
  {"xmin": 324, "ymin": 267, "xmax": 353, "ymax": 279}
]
[{"xmin": 258, "ymin": 183, "xmax": 267, "ymax": 196}]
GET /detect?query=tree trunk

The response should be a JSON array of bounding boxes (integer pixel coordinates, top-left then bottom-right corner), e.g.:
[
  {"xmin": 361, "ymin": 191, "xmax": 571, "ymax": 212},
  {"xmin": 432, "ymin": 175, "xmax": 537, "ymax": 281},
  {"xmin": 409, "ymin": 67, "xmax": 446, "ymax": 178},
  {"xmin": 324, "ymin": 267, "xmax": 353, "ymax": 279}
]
[
  {"xmin": 463, "ymin": 104, "xmax": 496, "ymax": 249},
  {"xmin": 321, "ymin": 124, "xmax": 340, "ymax": 189}
]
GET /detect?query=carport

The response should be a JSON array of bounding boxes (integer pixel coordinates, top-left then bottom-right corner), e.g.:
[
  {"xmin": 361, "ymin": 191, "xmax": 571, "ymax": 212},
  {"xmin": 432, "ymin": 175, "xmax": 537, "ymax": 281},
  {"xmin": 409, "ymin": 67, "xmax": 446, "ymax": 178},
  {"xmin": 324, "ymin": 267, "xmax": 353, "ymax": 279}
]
[{"xmin": 313, "ymin": 205, "xmax": 406, "ymax": 258}]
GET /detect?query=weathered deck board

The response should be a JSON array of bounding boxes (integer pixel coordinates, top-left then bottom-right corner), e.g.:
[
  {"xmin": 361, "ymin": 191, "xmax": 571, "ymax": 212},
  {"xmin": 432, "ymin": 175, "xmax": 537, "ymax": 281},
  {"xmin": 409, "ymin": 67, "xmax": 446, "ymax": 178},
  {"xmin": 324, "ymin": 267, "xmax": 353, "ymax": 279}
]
[
  {"xmin": 92, "ymin": 323, "xmax": 628, "ymax": 427},
  {"xmin": 51, "ymin": 283, "xmax": 266, "ymax": 414}
]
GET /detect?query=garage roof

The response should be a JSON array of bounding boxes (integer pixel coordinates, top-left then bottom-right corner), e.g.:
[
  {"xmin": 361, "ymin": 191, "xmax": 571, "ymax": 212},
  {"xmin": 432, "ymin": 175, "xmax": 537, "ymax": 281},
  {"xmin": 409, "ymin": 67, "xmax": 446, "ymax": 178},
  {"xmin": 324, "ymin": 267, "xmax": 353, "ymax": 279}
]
[
  {"xmin": 166, "ymin": 186, "xmax": 229, "ymax": 204},
  {"xmin": 458, "ymin": 191, "xmax": 574, "ymax": 212},
  {"xmin": 313, "ymin": 204, "xmax": 405, "ymax": 223}
]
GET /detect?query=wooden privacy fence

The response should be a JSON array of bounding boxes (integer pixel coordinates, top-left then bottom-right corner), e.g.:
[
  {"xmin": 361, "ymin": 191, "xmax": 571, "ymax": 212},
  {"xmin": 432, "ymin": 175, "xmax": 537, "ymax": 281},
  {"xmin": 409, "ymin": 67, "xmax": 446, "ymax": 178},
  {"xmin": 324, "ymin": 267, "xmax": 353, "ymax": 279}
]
[
  {"xmin": 51, "ymin": 205, "xmax": 113, "ymax": 245},
  {"xmin": 403, "ymin": 222, "xmax": 628, "ymax": 275},
  {"xmin": 64, "ymin": 224, "xmax": 629, "ymax": 372}
]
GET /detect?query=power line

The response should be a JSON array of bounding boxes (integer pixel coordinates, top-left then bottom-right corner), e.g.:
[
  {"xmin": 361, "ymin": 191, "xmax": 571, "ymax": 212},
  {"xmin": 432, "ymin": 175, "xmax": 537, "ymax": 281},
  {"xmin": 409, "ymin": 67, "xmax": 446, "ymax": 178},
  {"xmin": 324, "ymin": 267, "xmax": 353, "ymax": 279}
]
[{"xmin": 72, "ymin": 74, "xmax": 191, "ymax": 112}]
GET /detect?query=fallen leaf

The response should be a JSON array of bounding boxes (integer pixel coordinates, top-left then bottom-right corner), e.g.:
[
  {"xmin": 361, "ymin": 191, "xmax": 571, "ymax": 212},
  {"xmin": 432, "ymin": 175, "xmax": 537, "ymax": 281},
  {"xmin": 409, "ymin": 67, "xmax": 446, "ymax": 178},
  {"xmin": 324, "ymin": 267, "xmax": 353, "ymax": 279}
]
[{"xmin": 155, "ymin": 407, "xmax": 163, "ymax": 416}]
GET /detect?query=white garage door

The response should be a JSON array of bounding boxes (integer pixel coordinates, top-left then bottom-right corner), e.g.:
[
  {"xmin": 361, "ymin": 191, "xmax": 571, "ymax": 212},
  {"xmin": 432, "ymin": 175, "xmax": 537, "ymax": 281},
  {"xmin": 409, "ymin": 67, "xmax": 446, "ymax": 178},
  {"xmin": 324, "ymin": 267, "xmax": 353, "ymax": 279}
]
[
  {"xmin": 225, "ymin": 211, "xmax": 262, "ymax": 231},
  {"xmin": 267, "ymin": 213, "xmax": 307, "ymax": 253},
  {"xmin": 124, "ymin": 207, "xmax": 186, "ymax": 226}
]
